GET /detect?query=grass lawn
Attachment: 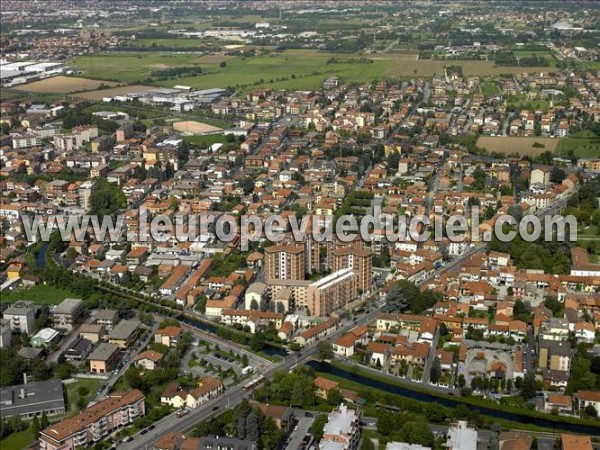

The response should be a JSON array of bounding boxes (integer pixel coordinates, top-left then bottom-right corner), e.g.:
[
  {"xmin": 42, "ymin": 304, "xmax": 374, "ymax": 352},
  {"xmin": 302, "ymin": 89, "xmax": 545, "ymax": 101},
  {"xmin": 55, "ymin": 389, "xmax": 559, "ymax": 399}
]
[
  {"xmin": 66, "ymin": 378, "xmax": 102, "ymax": 414},
  {"xmin": 481, "ymin": 80, "xmax": 499, "ymax": 96},
  {"xmin": 182, "ymin": 134, "xmax": 229, "ymax": 146},
  {"xmin": 0, "ymin": 284, "xmax": 78, "ymax": 306},
  {"xmin": 0, "ymin": 428, "xmax": 36, "ymax": 450},
  {"xmin": 558, "ymin": 132, "xmax": 600, "ymax": 159}
]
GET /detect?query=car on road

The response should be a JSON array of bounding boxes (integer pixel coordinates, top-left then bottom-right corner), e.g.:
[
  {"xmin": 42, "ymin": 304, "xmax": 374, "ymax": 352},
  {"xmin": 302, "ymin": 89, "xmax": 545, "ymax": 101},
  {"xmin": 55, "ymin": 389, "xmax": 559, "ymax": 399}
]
[
  {"xmin": 140, "ymin": 429, "xmax": 148, "ymax": 435},
  {"xmin": 176, "ymin": 409, "xmax": 189, "ymax": 418},
  {"xmin": 148, "ymin": 424, "xmax": 155, "ymax": 431},
  {"xmin": 304, "ymin": 412, "xmax": 313, "ymax": 417},
  {"xmin": 294, "ymin": 425, "xmax": 299, "ymax": 431},
  {"xmin": 212, "ymin": 406, "xmax": 220, "ymax": 411}
]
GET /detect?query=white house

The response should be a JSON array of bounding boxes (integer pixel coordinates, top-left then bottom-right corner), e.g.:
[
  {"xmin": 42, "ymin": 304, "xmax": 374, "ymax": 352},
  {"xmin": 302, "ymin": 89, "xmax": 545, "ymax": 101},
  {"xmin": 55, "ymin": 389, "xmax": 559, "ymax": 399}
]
[{"xmin": 333, "ymin": 334, "xmax": 357, "ymax": 358}]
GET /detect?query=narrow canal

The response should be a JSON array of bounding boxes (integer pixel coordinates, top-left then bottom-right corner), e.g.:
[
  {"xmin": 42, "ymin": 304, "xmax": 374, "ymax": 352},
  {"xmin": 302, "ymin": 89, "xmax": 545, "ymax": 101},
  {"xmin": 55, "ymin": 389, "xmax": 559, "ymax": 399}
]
[{"xmin": 307, "ymin": 360, "xmax": 600, "ymax": 435}]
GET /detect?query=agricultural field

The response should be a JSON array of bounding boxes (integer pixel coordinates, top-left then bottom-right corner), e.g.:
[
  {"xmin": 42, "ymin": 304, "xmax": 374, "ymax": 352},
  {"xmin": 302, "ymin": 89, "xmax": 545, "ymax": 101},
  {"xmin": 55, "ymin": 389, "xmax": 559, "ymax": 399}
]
[
  {"xmin": 70, "ymin": 49, "xmax": 567, "ymax": 94},
  {"xmin": 70, "ymin": 53, "xmax": 202, "ymax": 83},
  {"xmin": 12, "ymin": 76, "xmax": 119, "ymax": 94},
  {"xmin": 75, "ymin": 84, "xmax": 156, "ymax": 101},
  {"xmin": 476, "ymin": 136, "xmax": 559, "ymax": 156},
  {"xmin": 384, "ymin": 53, "xmax": 552, "ymax": 77}
]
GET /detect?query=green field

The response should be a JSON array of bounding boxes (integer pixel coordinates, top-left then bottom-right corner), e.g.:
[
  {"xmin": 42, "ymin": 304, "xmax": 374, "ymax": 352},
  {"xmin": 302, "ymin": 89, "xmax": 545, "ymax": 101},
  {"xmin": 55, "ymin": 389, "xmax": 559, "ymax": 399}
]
[
  {"xmin": 70, "ymin": 50, "xmax": 390, "ymax": 91},
  {"xmin": 1, "ymin": 428, "xmax": 35, "ymax": 450},
  {"xmin": 0, "ymin": 285, "xmax": 78, "ymax": 306},
  {"xmin": 558, "ymin": 132, "xmax": 600, "ymax": 159},
  {"xmin": 71, "ymin": 53, "xmax": 202, "ymax": 83},
  {"xmin": 182, "ymin": 134, "xmax": 229, "ymax": 146},
  {"xmin": 66, "ymin": 378, "xmax": 102, "ymax": 414}
]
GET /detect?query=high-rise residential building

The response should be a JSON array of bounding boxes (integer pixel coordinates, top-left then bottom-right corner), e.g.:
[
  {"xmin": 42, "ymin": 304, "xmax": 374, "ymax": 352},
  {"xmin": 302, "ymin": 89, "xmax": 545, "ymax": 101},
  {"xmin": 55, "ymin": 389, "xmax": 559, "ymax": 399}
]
[
  {"xmin": 307, "ymin": 268, "xmax": 357, "ymax": 317},
  {"xmin": 264, "ymin": 244, "xmax": 306, "ymax": 281},
  {"xmin": 327, "ymin": 240, "xmax": 372, "ymax": 294}
]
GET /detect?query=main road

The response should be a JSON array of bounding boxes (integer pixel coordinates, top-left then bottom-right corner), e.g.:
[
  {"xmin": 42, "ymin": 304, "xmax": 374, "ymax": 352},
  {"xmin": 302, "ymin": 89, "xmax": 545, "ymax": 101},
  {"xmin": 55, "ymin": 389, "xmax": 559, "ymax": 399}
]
[{"xmin": 118, "ymin": 307, "xmax": 384, "ymax": 450}]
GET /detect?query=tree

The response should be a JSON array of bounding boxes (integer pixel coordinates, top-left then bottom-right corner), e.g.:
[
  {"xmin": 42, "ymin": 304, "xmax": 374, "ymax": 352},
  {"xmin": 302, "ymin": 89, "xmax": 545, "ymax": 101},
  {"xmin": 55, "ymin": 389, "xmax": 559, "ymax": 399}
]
[
  {"xmin": 520, "ymin": 371, "xmax": 537, "ymax": 400},
  {"xmin": 316, "ymin": 341, "xmax": 334, "ymax": 360},
  {"xmin": 40, "ymin": 411, "xmax": 49, "ymax": 429},
  {"xmin": 360, "ymin": 437, "xmax": 375, "ymax": 450},
  {"xmin": 88, "ymin": 179, "xmax": 126, "ymax": 216},
  {"xmin": 457, "ymin": 374, "xmax": 466, "ymax": 388},
  {"xmin": 584, "ymin": 404, "xmax": 598, "ymax": 418},
  {"xmin": 327, "ymin": 388, "xmax": 344, "ymax": 406},
  {"xmin": 259, "ymin": 298, "xmax": 268, "ymax": 312},
  {"xmin": 245, "ymin": 411, "xmax": 260, "ymax": 442},
  {"xmin": 276, "ymin": 302, "xmax": 285, "ymax": 314},
  {"xmin": 31, "ymin": 415, "xmax": 41, "ymax": 436},
  {"xmin": 430, "ymin": 357, "xmax": 442, "ymax": 384},
  {"xmin": 250, "ymin": 332, "xmax": 265, "ymax": 351},
  {"xmin": 77, "ymin": 385, "xmax": 89, "ymax": 397},
  {"xmin": 250, "ymin": 299, "xmax": 259, "ymax": 311},
  {"xmin": 311, "ymin": 414, "xmax": 328, "ymax": 442},
  {"xmin": 398, "ymin": 421, "xmax": 434, "ymax": 447}
]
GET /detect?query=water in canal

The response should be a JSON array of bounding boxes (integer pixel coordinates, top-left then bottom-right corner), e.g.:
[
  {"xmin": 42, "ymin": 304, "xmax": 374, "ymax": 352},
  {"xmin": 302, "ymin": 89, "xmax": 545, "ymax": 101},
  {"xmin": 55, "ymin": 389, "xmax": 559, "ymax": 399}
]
[{"xmin": 306, "ymin": 360, "xmax": 600, "ymax": 435}]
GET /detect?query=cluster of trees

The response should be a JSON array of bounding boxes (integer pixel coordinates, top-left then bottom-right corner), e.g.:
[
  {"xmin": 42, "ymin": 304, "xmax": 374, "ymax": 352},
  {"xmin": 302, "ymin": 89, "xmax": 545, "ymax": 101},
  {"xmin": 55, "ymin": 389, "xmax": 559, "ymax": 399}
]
[
  {"xmin": 488, "ymin": 223, "xmax": 572, "ymax": 274},
  {"xmin": 235, "ymin": 399, "xmax": 283, "ymax": 449},
  {"xmin": 383, "ymin": 281, "xmax": 443, "ymax": 314},
  {"xmin": 151, "ymin": 65, "xmax": 203, "ymax": 78},
  {"xmin": 565, "ymin": 346, "xmax": 598, "ymax": 395},
  {"xmin": 62, "ymin": 110, "xmax": 120, "ymax": 133},
  {"xmin": 377, "ymin": 412, "xmax": 434, "ymax": 448},
  {"xmin": 0, "ymin": 348, "xmax": 52, "ymax": 387},
  {"xmin": 253, "ymin": 366, "xmax": 317, "ymax": 408},
  {"xmin": 564, "ymin": 175, "xmax": 600, "ymax": 228},
  {"xmin": 88, "ymin": 179, "xmax": 127, "ymax": 216}
]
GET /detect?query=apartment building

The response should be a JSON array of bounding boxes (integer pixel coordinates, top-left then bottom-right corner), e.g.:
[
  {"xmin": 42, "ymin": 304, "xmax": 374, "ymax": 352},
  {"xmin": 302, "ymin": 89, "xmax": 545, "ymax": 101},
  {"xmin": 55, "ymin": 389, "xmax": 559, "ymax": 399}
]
[
  {"xmin": 2, "ymin": 301, "xmax": 36, "ymax": 334},
  {"xmin": 39, "ymin": 390, "xmax": 145, "ymax": 450},
  {"xmin": 307, "ymin": 268, "xmax": 358, "ymax": 317},
  {"xmin": 328, "ymin": 242, "xmax": 373, "ymax": 294},
  {"xmin": 319, "ymin": 404, "xmax": 361, "ymax": 450},
  {"xmin": 51, "ymin": 298, "xmax": 84, "ymax": 331},
  {"xmin": 88, "ymin": 343, "xmax": 120, "ymax": 374},
  {"xmin": 264, "ymin": 244, "xmax": 306, "ymax": 281}
]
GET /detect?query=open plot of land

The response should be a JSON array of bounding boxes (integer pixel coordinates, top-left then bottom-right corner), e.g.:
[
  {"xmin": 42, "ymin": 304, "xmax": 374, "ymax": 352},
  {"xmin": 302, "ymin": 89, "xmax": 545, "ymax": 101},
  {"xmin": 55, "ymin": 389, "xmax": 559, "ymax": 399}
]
[
  {"xmin": 71, "ymin": 53, "xmax": 202, "ymax": 83},
  {"xmin": 1, "ymin": 284, "xmax": 78, "ymax": 306},
  {"xmin": 558, "ymin": 135, "xmax": 600, "ymax": 159},
  {"xmin": 386, "ymin": 54, "xmax": 552, "ymax": 77},
  {"xmin": 174, "ymin": 120, "xmax": 222, "ymax": 134},
  {"xmin": 476, "ymin": 136, "xmax": 559, "ymax": 156},
  {"xmin": 12, "ymin": 76, "xmax": 119, "ymax": 94},
  {"xmin": 76, "ymin": 84, "xmax": 156, "ymax": 100},
  {"xmin": 72, "ymin": 50, "xmax": 556, "ymax": 93}
]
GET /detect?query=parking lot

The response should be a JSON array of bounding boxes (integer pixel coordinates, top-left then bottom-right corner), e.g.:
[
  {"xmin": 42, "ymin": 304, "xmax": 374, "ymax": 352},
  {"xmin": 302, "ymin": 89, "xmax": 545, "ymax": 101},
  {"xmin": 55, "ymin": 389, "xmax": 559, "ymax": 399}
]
[{"xmin": 285, "ymin": 414, "xmax": 314, "ymax": 450}]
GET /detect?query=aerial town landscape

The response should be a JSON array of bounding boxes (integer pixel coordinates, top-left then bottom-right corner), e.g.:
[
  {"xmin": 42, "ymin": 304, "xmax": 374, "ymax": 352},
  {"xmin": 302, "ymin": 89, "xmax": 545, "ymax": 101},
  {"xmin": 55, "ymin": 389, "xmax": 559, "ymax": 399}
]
[{"xmin": 0, "ymin": 1, "xmax": 600, "ymax": 450}]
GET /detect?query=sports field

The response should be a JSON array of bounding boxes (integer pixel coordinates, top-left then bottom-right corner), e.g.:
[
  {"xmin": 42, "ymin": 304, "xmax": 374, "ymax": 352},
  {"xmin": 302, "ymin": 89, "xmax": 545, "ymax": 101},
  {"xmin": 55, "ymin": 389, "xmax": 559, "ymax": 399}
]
[
  {"xmin": 173, "ymin": 120, "xmax": 222, "ymax": 134},
  {"xmin": 12, "ymin": 76, "xmax": 119, "ymax": 94}
]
